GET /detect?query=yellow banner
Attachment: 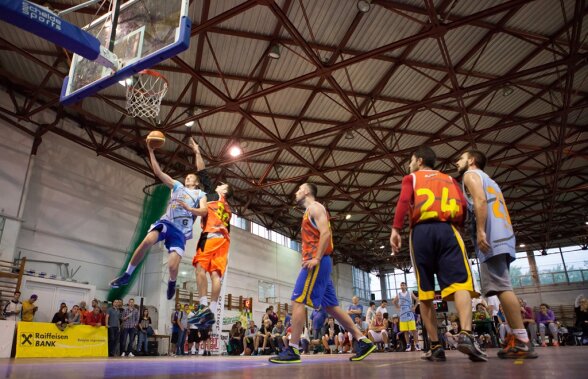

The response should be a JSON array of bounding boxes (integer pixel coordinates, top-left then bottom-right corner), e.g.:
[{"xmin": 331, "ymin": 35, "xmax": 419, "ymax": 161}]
[{"xmin": 16, "ymin": 322, "xmax": 108, "ymax": 358}]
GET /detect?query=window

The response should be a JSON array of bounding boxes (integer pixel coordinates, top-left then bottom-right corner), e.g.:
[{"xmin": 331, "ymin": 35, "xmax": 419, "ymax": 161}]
[
  {"xmin": 370, "ymin": 273, "xmax": 381, "ymax": 301},
  {"xmin": 534, "ymin": 249, "xmax": 565, "ymax": 285},
  {"xmin": 352, "ymin": 267, "xmax": 371, "ymax": 302},
  {"xmin": 230, "ymin": 214, "xmax": 248, "ymax": 230},
  {"xmin": 511, "ymin": 251, "xmax": 533, "ymax": 287},
  {"xmin": 251, "ymin": 222, "xmax": 269, "ymax": 239},
  {"xmin": 561, "ymin": 246, "xmax": 588, "ymax": 282}
]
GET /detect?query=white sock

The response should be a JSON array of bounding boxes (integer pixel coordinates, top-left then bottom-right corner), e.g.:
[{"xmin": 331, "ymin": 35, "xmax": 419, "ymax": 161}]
[
  {"xmin": 125, "ymin": 264, "xmax": 136, "ymax": 275},
  {"xmin": 210, "ymin": 301, "xmax": 217, "ymax": 314},
  {"xmin": 200, "ymin": 296, "xmax": 208, "ymax": 306},
  {"xmin": 513, "ymin": 329, "xmax": 529, "ymax": 343}
]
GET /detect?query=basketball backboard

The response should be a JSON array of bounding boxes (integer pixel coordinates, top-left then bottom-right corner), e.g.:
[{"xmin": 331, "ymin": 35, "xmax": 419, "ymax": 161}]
[{"xmin": 60, "ymin": 0, "xmax": 190, "ymax": 106}]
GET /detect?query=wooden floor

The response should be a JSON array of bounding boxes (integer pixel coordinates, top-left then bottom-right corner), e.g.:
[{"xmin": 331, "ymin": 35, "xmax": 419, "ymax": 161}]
[{"xmin": 1, "ymin": 347, "xmax": 586, "ymax": 378}]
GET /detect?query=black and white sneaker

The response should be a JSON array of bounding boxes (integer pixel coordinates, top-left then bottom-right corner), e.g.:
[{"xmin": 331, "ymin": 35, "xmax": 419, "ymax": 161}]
[{"xmin": 457, "ymin": 331, "xmax": 488, "ymax": 362}]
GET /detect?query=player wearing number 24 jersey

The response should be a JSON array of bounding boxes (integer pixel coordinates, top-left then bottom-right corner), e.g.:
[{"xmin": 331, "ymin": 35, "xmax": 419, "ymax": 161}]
[{"xmin": 391, "ymin": 146, "xmax": 486, "ymax": 363}]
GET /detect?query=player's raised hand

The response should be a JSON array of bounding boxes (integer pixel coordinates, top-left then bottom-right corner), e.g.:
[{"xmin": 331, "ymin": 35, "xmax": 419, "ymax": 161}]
[{"xmin": 189, "ymin": 137, "xmax": 199, "ymax": 152}]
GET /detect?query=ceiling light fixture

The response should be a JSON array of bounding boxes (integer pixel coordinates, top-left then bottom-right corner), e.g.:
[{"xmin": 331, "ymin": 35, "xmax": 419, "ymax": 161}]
[
  {"xmin": 185, "ymin": 108, "xmax": 198, "ymax": 127},
  {"xmin": 268, "ymin": 44, "xmax": 281, "ymax": 59},
  {"xmin": 229, "ymin": 145, "xmax": 242, "ymax": 157},
  {"xmin": 502, "ymin": 85, "xmax": 514, "ymax": 97},
  {"xmin": 519, "ymin": 243, "xmax": 526, "ymax": 248},
  {"xmin": 379, "ymin": 245, "xmax": 385, "ymax": 249},
  {"xmin": 345, "ymin": 130, "xmax": 355, "ymax": 140},
  {"xmin": 345, "ymin": 214, "xmax": 352, "ymax": 220},
  {"xmin": 357, "ymin": 0, "xmax": 371, "ymax": 13}
]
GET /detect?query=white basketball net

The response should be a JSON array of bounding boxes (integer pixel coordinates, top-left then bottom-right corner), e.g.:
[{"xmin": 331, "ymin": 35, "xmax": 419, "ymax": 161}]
[{"xmin": 125, "ymin": 70, "xmax": 168, "ymax": 118}]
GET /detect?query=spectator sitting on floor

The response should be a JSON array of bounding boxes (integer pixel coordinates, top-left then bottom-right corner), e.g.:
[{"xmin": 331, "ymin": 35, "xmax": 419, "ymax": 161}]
[
  {"xmin": 520, "ymin": 298, "xmax": 538, "ymax": 346},
  {"xmin": 321, "ymin": 316, "xmax": 342, "ymax": 354},
  {"xmin": 444, "ymin": 321, "xmax": 460, "ymax": 349},
  {"xmin": 52, "ymin": 304, "xmax": 69, "ymax": 331},
  {"xmin": 473, "ymin": 303, "xmax": 493, "ymax": 347},
  {"xmin": 229, "ymin": 321, "xmax": 245, "ymax": 355},
  {"xmin": 21, "ymin": 294, "xmax": 38, "ymax": 322},
  {"xmin": 271, "ymin": 319, "xmax": 286, "ymax": 353},
  {"xmin": 241, "ymin": 320, "xmax": 258, "ymax": 356},
  {"xmin": 574, "ymin": 295, "xmax": 588, "ymax": 345},
  {"xmin": 388, "ymin": 315, "xmax": 402, "ymax": 350},
  {"xmin": 536, "ymin": 303, "xmax": 559, "ymax": 347},
  {"xmin": 368, "ymin": 311, "xmax": 389, "ymax": 351},
  {"xmin": 256, "ymin": 318, "xmax": 274, "ymax": 355},
  {"xmin": 68, "ymin": 304, "xmax": 81, "ymax": 325}
]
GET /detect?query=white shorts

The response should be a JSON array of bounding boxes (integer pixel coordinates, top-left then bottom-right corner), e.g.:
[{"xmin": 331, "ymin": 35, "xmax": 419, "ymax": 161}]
[{"xmin": 369, "ymin": 330, "xmax": 388, "ymax": 343}]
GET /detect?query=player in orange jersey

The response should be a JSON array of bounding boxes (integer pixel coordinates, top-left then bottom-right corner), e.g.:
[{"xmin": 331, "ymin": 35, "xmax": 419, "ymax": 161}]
[
  {"xmin": 180, "ymin": 139, "xmax": 233, "ymax": 328},
  {"xmin": 269, "ymin": 183, "xmax": 375, "ymax": 364},
  {"xmin": 390, "ymin": 146, "xmax": 486, "ymax": 363}
]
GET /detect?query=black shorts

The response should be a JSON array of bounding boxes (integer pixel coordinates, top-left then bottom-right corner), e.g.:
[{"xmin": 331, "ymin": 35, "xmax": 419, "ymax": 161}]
[
  {"xmin": 171, "ymin": 330, "xmax": 179, "ymax": 344},
  {"xmin": 410, "ymin": 222, "xmax": 477, "ymax": 301},
  {"xmin": 188, "ymin": 329, "xmax": 199, "ymax": 343},
  {"xmin": 199, "ymin": 328, "xmax": 210, "ymax": 341}
]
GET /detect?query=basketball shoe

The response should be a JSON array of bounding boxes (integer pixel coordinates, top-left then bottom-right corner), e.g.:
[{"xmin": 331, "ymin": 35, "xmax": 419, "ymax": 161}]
[
  {"xmin": 421, "ymin": 344, "xmax": 446, "ymax": 362},
  {"xmin": 497, "ymin": 335, "xmax": 538, "ymax": 359},
  {"xmin": 457, "ymin": 331, "xmax": 488, "ymax": 362},
  {"xmin": 350, "ymin": 337, "xmax": 376, "ymax": 361},
  {"xmin": 166, "ymin": 280, "xmax": 176, "ymax": 300},
  {"xmin": 109, "ymin": 273, "xmax": 131, "ymax": 288},
  {"xmin": 269, "ymin": 346, "xmax": 301, "ymax": 364}
]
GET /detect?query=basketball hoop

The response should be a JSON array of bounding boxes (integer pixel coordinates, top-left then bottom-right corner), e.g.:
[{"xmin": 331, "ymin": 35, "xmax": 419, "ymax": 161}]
[{"xmin": 125, "ymin": 69, "xmax": 168, "ymax": 118}]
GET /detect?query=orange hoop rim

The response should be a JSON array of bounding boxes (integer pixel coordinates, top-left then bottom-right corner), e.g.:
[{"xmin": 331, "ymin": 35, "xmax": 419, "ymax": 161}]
[{"xmin": 136, "ymin": 69, "xmax": 169, "ymax": 85}]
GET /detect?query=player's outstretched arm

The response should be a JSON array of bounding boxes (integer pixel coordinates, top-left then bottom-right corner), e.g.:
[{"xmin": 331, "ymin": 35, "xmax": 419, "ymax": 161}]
[
  {"xmin": 148, "ymin": 144, "xmax": 175, "ymax": 189},
  {"xmin": 190, "ymin": 138, "xmax": 206, "ymax": 171}
]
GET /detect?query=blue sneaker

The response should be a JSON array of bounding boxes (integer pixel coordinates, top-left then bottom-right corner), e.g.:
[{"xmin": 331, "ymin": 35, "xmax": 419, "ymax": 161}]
[
  {"xmin": 269, "ymin": 346, "xmax": 301, "ymax": 364},
  {"xmin": 188, "ymin": 304, "xmax": 207, "ymax": 324},
  {"xmin": 350, "ymin": 337, "xmax": 376, "ymax": 361},
  {"xmin": 109, "ymin": 273, "xmax": 131, "ymax": 288},
  {"xmin": 167, "ymin": 280, "xmax": 176, "ymax": 300},
  {"xmin": 190, "ymin": 307, "xmax": 215, "ymax": 329}
]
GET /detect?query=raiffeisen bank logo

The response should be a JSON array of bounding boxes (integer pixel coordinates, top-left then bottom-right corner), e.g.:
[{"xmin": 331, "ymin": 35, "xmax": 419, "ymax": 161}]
[{"xmin": 20, "ymin": 332, "xmax": 69, "ymax": 347}]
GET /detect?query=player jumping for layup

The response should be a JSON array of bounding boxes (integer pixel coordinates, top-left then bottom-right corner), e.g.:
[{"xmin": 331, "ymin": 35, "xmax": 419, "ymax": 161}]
[
  {"xmin": 269, "ymin": 183, "xmax": 375, "ymax": 364},
  {"xmin": 110, "ymin": 138, "xmax": 207, "ymax": 300}
]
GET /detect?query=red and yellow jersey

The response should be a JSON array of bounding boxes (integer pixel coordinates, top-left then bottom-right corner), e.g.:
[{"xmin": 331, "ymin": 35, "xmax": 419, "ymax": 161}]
[
  {"xmin": 301, "ymin": 202, "xmax": 334, "ymax": 261},
  {"xmin": 410, "ymin": 170, "xmax": 465, "ymax": 227},
  {"xmin": 201, "ymin": 195, "xmax": 232, "ymax": 239}
]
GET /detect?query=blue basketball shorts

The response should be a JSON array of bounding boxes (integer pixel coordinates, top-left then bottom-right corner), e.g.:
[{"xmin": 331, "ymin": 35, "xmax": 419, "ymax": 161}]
[
  {"xmin": 291, "ymin": 255, "xmax": 338, "ymax": 309},
  {"xmin": 149, "ymin": 220, "xmax": 187, "ymax": 257}
]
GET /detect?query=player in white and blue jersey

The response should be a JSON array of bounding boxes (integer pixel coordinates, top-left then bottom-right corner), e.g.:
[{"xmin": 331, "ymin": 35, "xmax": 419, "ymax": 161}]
[
  {"xmin": 456, "ymin": 149, "xmax": 537, "ymax": 360},
  {"xmin": 110, "ymin": 138, "xmax": 207, "ymax": 300}
]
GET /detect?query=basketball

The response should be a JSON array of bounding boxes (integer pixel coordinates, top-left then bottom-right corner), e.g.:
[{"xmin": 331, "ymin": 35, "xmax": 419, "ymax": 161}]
[
  {"xmin": 244, "ymin": 347, "xmax": 252, "ymax": 356},
  {"xmin": 146, "ymin": 130, "xmax": 165, "ymax": 149}
]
